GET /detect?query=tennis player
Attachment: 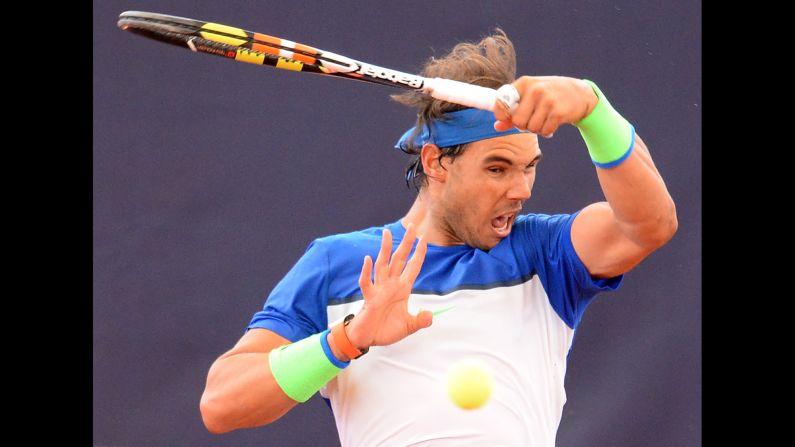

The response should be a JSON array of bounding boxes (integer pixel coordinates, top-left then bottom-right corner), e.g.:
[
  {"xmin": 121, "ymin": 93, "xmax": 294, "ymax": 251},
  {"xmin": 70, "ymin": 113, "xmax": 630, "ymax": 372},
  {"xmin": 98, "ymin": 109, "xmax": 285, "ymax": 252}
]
[{"xmin": 200, "ymin": 30, "xmax": 677, "ymax": 446}]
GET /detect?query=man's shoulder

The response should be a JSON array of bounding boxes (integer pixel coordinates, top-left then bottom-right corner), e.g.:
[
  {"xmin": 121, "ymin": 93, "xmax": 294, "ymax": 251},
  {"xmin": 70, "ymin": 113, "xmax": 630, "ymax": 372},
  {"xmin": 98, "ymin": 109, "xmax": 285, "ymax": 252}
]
[
  {"xmin": 303, "ymin": 222, "xmax": 395, "ymax": 275},
  {"xmin": 311, "ymin": 221, "xmax": 394, "ymax": 249},
  {"xmin": 515, "ymin": 212, "xmax": 572, "ymax": 225},
  {"xmin": 513, "ymin": 212, "xmax": 576, "ymax": 234},
  {"xmin": 502, "ymin": 212, "xmax": 576, "ymax": 252}
]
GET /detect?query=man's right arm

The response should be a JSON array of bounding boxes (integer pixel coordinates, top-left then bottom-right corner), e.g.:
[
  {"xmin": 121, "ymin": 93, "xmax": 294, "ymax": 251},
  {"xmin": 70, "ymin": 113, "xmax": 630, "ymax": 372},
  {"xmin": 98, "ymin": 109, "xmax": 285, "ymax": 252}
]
[
  {"xmin": 200, "ymin": 223, "xmax": 432, "ymax": 434},
  {"xmin": 199, "ymin": 328, "xmax": 297, "ymax": 433}
]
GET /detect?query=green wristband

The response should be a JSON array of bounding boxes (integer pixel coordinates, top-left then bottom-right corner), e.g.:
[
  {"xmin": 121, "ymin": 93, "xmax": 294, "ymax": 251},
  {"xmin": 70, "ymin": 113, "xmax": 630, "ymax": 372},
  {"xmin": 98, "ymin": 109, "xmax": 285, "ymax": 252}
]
[
  {"xmin": 268, "ymin": 330, "xmax": 346, "ymax": 403},
  {"xmin": 574, "ymin": 79, "xmax": 635, "ymax": 168}
]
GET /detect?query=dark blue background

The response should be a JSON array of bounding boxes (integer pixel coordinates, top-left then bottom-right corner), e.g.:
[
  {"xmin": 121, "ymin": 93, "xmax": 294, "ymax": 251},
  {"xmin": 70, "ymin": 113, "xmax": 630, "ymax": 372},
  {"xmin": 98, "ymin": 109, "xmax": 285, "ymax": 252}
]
[{"xmin": 93, "ymin": 1, "xmax": 701, "ymax": 445}]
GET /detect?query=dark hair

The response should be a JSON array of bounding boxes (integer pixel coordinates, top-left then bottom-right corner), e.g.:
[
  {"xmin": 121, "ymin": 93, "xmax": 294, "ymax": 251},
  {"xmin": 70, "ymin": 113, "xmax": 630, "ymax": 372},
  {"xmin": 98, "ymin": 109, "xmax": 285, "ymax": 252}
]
[{"xmin": 392, "ymin": 29, "xmax": 517, "ymax": 190}]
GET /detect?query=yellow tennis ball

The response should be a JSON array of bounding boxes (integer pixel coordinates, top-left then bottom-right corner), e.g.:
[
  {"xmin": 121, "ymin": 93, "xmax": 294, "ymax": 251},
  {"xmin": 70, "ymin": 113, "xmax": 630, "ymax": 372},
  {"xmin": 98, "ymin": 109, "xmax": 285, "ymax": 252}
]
[{"xmin": 446, "ymin": 358, "xmax": 493, "ymax": 410}]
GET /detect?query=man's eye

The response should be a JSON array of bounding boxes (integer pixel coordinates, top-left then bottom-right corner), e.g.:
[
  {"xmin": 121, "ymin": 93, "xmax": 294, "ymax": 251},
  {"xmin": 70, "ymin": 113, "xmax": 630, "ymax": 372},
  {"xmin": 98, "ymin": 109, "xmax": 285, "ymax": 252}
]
[{"xmin": 488, "ymin": 167, "xmax": 504, "ymax": 173}]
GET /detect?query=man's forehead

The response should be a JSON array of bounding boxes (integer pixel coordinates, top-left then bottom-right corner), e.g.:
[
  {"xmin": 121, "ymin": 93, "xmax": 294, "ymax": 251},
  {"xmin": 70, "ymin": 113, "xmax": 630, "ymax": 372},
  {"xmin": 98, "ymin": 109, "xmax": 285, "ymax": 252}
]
[{"xmin": 470, "ymin": 133, "xmax": 541, "ymax": 161}]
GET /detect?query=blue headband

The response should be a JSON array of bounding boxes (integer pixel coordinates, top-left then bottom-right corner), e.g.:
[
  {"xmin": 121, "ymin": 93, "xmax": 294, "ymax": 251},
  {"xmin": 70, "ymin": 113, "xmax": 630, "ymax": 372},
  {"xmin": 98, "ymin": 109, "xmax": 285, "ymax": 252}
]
[{"xmin": 394, "ymin": 108, "xmax": 527, "ymax": 152}]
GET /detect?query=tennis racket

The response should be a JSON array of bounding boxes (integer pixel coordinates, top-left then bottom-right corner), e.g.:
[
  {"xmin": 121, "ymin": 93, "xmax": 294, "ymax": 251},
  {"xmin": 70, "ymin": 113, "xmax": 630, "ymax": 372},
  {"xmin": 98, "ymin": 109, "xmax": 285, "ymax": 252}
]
[{"xmin": 117, "ymin": 11, "xmax": 519, "ymax": 113}]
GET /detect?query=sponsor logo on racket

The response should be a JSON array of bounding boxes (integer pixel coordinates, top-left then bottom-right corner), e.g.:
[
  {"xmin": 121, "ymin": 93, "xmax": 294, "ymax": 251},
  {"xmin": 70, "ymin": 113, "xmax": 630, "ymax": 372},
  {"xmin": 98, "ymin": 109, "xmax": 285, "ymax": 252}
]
[{"xmin": 356, "ymin": 64, "xmax": 423, "ymax": 88}]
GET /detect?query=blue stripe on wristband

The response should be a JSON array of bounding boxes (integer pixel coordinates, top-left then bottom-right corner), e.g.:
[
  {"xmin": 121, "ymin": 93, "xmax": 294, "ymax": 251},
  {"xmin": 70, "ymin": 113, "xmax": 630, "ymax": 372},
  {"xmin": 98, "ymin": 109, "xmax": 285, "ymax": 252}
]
[
  {"xmin": 592, "ymin": 125, "xmax": 636, "ymax": 169},
  {"xmin": 319, "ymin": 329, "xmax": 351, "ymax": 369}
]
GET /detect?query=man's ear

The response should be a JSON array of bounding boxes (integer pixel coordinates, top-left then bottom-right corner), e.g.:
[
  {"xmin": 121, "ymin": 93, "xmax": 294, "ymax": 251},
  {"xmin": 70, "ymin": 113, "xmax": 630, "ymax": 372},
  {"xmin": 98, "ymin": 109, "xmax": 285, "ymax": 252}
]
[{"xmin": 421, "ymin": 144, "xmax": 447, "ymax": 183}]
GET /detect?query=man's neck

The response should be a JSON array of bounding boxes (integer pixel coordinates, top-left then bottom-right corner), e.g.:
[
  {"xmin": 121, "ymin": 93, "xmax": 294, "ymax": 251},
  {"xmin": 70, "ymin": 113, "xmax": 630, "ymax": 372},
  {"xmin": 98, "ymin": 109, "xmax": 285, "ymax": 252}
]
[{"xmin": 401, "ymin": 192, "xmax": 461, "ymax": 246}]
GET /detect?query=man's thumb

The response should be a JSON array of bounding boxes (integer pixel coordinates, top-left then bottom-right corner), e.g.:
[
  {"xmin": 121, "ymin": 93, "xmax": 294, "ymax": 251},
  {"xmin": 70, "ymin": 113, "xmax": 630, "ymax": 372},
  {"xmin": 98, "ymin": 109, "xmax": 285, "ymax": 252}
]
[{"xmin": 409, "ymin": 310, "xmax": 433, "ymax": 334}]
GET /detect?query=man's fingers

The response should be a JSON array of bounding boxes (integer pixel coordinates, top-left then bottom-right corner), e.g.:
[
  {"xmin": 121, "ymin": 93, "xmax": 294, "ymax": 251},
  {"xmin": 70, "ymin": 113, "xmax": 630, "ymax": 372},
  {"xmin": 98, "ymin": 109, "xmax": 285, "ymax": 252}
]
[
  {"xmin": 374, "ymin": 229, "xmax": 392, "ymax": 282},
  {"xmin": 527, "ymin": 98, "xmax": 553, "ymax": 135},
  {"xmin": 358, "ymin": 255, "xmax": 374, "ymax": 297},
  {"xmin": 508, "ymin": 91, "xmax": 537, "ymax": 132},
  {"xmin": 493, "ymin": 81, "xmax": 523, "ymax": 120},
  {"xmin": 389, "ymin": 223, "xmax": 416, "ymax": 276},
  {"xmin": 492, "ymin": 94, "xmax": 511, "ymax": 122},
  {"xmin": 495, "ymin": 83, "xmax": 520, "ymax": 115},
  {"xmin": 539, "ymin": 112, "xmax": 560, "ymax": 139},
  {"xmin": 401, "ymin": 236, "xmax": 427, "ymax": 283},
  {"xmin": 493, "ymin": 119, "xmax": 513, "ymax": 132},
  {"xmin": 508, "ymin": 77, "xmax": 538, "ymax": 131}
]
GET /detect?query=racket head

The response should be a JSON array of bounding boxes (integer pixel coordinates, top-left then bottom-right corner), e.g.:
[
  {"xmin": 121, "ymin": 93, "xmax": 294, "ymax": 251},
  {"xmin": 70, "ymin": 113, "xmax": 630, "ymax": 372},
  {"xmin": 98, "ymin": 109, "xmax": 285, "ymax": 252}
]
[
  {"xmin": 117, "ymin": 11, "xmax": 426, "ymax": 90},
  {"xmin": 118, "ymin": 12, "xmax": 358, "ymax": 74},
  {"xmin": 118, "ymin": 12, "xmax": 301, "ymax": 69}
]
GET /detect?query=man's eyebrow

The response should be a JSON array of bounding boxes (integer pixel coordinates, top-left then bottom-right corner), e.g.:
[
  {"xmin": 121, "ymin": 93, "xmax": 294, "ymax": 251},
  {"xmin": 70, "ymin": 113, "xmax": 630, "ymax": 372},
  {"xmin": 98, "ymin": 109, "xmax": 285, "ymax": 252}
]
[{"xmin": 482, "ymin": 153, "xmax": 543, "ymax": 167}]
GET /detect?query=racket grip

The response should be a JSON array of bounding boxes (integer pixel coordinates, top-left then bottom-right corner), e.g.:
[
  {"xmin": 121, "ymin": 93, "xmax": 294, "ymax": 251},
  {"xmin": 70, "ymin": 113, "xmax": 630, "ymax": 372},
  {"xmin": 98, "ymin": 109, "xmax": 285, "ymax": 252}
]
[{"xmin": 423, "ymin": 78, "xmax": 519, "ymax": 113}]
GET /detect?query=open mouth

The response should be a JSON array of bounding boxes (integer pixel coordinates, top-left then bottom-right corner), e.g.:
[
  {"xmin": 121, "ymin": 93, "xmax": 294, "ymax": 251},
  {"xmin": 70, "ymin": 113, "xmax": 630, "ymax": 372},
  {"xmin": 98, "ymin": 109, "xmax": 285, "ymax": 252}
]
[{"xmin": 490, "ymin": 213, "xmax": 516, "ymax": 238}]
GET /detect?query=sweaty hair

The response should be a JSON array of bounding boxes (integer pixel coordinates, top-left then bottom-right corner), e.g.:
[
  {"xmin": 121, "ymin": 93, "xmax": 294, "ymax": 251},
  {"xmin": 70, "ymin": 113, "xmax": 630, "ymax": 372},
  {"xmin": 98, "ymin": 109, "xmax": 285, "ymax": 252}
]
[{"xmin": 392, "ymin": 29, "xmax": 517, "ymax": 190}]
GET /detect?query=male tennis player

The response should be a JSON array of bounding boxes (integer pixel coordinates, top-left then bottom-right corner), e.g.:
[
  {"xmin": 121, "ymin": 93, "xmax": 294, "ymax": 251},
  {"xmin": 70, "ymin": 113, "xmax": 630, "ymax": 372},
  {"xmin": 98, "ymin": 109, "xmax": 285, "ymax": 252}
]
[{"xmin": 200, "ymin": 30, "xmax": 677, "ymax": 446}]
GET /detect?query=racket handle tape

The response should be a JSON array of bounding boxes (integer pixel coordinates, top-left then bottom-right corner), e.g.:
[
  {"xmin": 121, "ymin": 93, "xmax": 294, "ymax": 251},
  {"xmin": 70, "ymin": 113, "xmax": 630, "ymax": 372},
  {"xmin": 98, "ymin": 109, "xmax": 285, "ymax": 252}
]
[{"xmin": 422, "ymin": 78, "xmax": 519, "ymax": 113}]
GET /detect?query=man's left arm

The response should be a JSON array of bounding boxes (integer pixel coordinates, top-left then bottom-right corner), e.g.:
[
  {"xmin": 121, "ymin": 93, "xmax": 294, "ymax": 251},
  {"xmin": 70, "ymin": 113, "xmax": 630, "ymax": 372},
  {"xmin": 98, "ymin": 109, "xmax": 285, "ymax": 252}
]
[
  {"xmin": 494, "ymin": 76, "xmax": 678, "ymax": 279},
  {"xmin": 571, "ymin": 134, "xmax": 677, "ymax": 278}
]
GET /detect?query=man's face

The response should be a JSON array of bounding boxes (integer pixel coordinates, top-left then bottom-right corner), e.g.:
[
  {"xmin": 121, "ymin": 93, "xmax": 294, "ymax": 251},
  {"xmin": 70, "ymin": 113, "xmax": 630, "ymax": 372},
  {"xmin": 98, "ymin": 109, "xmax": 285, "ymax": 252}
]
[{"xmin": 437, "ymin": 132, "xmax": 541, "ymax": 250}]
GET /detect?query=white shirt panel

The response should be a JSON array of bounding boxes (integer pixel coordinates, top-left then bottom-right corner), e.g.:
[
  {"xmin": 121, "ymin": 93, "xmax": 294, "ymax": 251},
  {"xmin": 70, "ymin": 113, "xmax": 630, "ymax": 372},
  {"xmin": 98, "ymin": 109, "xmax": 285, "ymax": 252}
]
[{"xmin": 321, "ymin": 277, "xmax": 574, "ymax": 447}]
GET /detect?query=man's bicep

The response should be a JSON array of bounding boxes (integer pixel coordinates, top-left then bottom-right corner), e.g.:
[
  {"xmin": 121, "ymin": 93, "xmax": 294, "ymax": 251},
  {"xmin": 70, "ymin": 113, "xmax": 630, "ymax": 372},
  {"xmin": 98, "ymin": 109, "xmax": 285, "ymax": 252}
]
[{"xmin": 571, "ymin": 202, "xmax": 654, "ymax": 278}]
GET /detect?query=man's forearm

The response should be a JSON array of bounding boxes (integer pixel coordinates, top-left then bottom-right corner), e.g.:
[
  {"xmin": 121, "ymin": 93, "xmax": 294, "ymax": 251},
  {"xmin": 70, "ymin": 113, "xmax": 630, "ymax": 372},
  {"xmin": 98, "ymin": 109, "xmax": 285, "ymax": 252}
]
[
  {"xmin": 594, "ymin": 134, "xmax": 677, "ymax": 247},
  {"xmin": 201, "ymin": 352, "xmax": 298, "ymax": 433}
]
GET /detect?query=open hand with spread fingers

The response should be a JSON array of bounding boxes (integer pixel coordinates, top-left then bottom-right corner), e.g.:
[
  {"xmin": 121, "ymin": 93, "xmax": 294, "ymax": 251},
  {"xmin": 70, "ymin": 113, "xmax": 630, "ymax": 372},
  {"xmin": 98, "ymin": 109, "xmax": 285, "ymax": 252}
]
[{"xmin": 344, "ymin": 223, "xmax": 431, "ymax": 351}]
